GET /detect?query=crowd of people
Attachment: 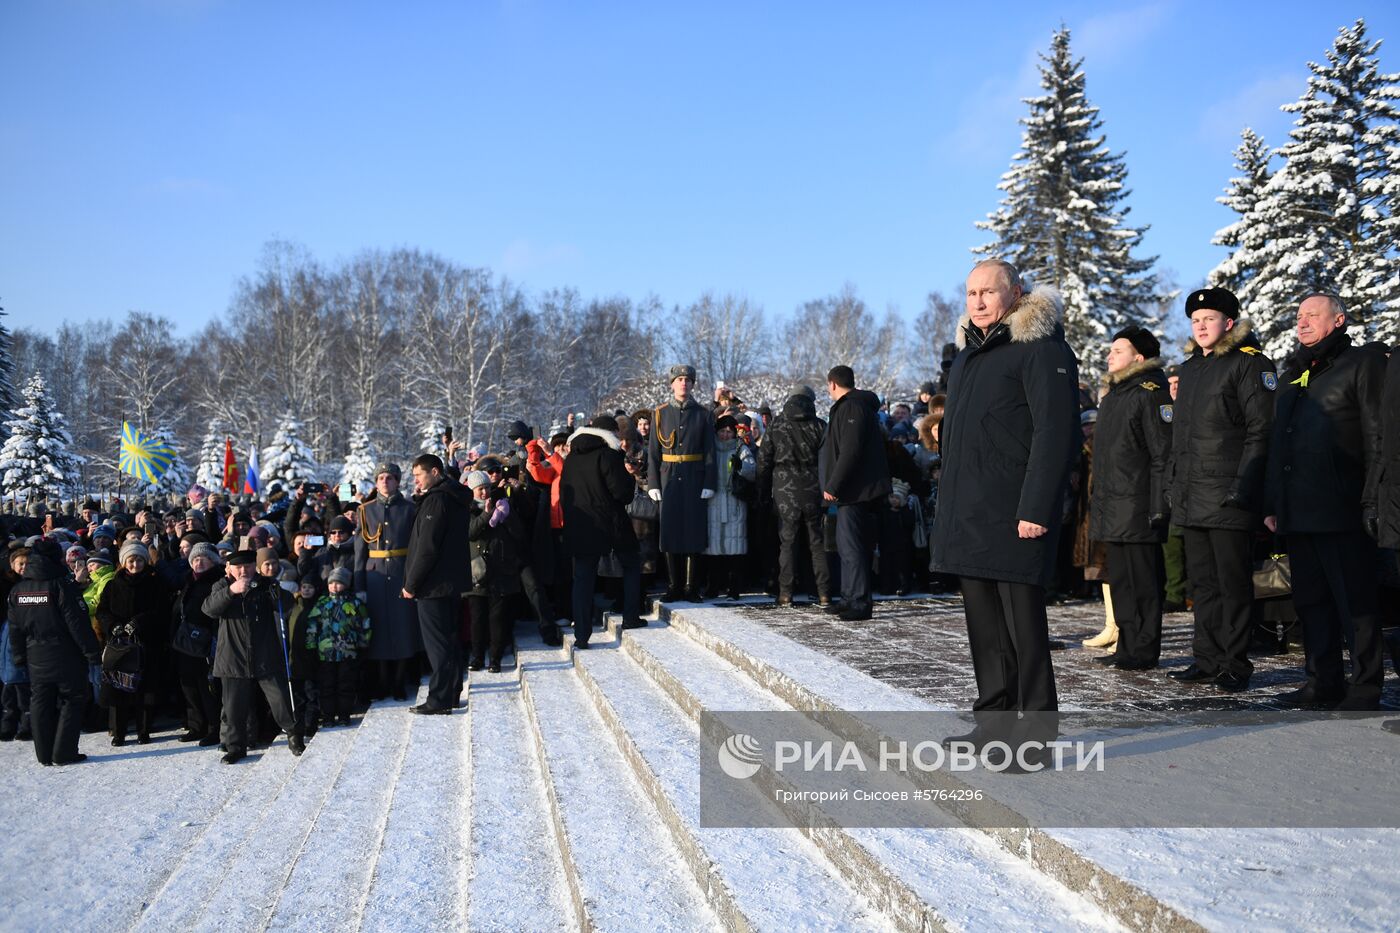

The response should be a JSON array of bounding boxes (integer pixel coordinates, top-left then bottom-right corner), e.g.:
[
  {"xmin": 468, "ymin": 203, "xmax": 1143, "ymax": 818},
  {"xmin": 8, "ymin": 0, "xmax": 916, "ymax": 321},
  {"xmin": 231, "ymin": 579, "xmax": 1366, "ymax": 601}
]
[{"xmin": 3, "ymin": 260, "xmax": 1399, "ymax": 769}]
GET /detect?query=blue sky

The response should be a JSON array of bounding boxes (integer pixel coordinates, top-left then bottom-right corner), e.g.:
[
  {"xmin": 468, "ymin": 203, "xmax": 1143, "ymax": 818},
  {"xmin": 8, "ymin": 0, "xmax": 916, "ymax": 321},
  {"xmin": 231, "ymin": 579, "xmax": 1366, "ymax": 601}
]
[{"xmin": 3, "ymin": 1, "xmax": 1398, "ymax": 337}]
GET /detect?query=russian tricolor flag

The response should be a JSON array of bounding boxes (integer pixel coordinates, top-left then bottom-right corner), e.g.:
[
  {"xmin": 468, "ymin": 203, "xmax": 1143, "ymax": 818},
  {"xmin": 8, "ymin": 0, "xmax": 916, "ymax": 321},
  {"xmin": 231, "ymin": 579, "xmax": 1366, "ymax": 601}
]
[{"xmin": 244, "ymin": 445, "xmax": 261, "ymax": 495}]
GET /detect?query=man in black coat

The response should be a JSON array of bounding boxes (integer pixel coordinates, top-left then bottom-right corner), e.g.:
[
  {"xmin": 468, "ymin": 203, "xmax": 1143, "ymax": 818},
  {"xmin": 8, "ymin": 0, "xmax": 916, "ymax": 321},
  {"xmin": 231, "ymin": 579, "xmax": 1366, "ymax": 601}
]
[
  {"xmin": 647, "ymin": 364, "xmax": 718, "ymax": 602},
  {"xmin": 1088, "ymin": 327, "xmax": 1173, "ymax": 670},
  {"xmin": 202, "ymin": 550, "xmax": 304, "ymax": 763},
  {"xmin": 1265, "ymin": 295, "xmax": 1386, "ymax": 709},
  {"xmin": 7, "ymin": 538, "xmax": 101, "ymax": 766},
  {"xmin": 403, "ymin": 453, "xmax": 473, "ymax": 714},
  {"xmin": 757, "ymin": 386, "xmax": 830, "ymax": 607},
  {"xmin": 1168, "ymin": 287, "xmax": 1277, "ymax": 693},
  {"xmin": 561, "ymin": 416, "xmax": 642, "ymax": 647},
  {"xmin": 1378, "ymin": 345, "xmax": 1400, "ymax": 550},
  {"xmin": 929, "ymin": 259, "xmax": 1080, "ymax": 737},
  {"xmin": 821, "ymin": 366, "xmax": 891, "ymax": 621}
]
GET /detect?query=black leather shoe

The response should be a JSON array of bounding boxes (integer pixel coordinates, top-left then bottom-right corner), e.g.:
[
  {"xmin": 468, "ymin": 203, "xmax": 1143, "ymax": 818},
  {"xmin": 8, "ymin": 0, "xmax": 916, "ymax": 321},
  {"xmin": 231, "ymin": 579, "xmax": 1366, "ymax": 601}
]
[
  {"xmin": 942, "ymin": 729, "xmax": 994, "ymax": 752},
  {"xmin": 823, "ymin": 601, "xmax": 845, "ymax": 615},
  {"xmin": 839, "ymin": 607, "xmax": 873, "ymax": 621},
  {"xmin": 288, "ymin": 734, "xmax": 306, "ymax": 757},
  {"xmin": 409, "ymin": 704, "xmax": 452, "ymax": 715},
  {"xmin": 1091, "ymin": 653, "xmax": 1120, "ymax": 665},
  {"xmin": 111, "ymin": 735, "xmax": 126, "ymax": 747},
  {"xmin": 1168, "ymin": 664, "xmax": 1215, "ymax": 682},
  {"xmin": 199, "ymin": 734, "xmax": 220, "ymax": 747},
  {"xmin": 177, "ymin": 731, "xmax": 203, "ymax": 743},
  {"xmin": 468, "ymin": 660, "xmax": 484, "ymax": 672},
  {"xmin": 53, "ymin": 754, "xmax": 88, "ymax": 765},
  {"xmin": 1274, "ymin": 686, "xmax": 1343, "ymax": 708},
  {"xmin": 1214, "ymin": 671, "xmax": 1250, "ymax": 693},
  {"xmin": 574, "ymin": 641, "xmax": 591, "ymax": 650},
  {"xmin": 1114, "ymin": 658, "xmax": 1157, "ymax": 671},
  {"xmin": 620, "ymin": 619, "xmax": 647, "ymax": 629},
  {"xmin": 488, "ymin": 663, "xmax": 502, "ymax": 674},
  {"xmin": 221, "ymin": 749, "xmax": 246, "ymax": 764}
]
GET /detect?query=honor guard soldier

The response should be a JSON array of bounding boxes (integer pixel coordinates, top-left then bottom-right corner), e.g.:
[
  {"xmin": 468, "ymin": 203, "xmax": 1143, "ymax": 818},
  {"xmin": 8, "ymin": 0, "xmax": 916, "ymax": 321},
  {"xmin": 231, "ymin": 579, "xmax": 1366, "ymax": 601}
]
[
  {"xmin": 647, "ymin": 364, "xmax": 717, "ymax": 602},
  {"xmin": 354, "ymin": 462, "xmax": 421, "ymax": 701}
]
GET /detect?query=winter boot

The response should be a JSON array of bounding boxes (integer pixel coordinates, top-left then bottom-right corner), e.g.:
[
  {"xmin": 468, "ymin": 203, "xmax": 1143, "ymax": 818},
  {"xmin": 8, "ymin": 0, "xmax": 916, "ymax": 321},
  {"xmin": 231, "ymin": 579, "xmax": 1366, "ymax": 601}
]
[{"xmin": 1082, "ymin": 583, "xmax": 1119, "ymax": 649}]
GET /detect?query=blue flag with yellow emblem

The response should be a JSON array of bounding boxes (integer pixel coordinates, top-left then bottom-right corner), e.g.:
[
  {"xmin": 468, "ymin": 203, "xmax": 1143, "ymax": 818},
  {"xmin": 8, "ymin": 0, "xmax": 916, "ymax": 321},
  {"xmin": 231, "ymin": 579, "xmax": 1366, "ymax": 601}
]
[{"xmin": 119, "ymin": 422, "xmax": 177, "ymax": 483}]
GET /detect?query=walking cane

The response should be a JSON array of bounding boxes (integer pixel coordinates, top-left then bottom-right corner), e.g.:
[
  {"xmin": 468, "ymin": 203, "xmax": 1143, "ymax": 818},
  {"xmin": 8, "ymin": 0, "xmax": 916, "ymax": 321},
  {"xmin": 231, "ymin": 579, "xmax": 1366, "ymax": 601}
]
[{"xmin": 273, "ymin": 587, "xmax": 297, "ymax": 723}]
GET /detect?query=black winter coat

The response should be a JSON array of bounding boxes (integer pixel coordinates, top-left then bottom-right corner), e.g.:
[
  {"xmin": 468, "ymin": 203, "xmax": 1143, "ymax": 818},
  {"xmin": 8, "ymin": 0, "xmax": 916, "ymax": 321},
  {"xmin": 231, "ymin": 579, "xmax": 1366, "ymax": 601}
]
[
  {"xmin": 822, "ymin": 388, "xmax": 891, "ymax": 505},
  {"xmin": 299, "ymin": 542, "xmax": 355, "ymax": 588},
  {"xmin": 172, "ymin": 567, "xmax": 222, "ymax": 660},
  {"xmin": 929, "ymin": 286, "xmax": 1081, "ymax": 586},
  {"xmin": 467, "ymin": 494, "xmax": 524, "ymax": 597},
  {"xmin": 1089, "ymin": 359, "xmax": 1173, "ymax": 543},
  {"xmin": 561, "ymin": 428, "xmax": 638, "ymax": 557},
  {"xmin": 404, "ymin": 477, "xmax": 473, "ymax": 600},
  {"xmin": 757, "ymin": 394, "xmax": 826, "ymax": 517},
  {"xmin": 7, "ymin": 551, "xmax": 101, "ymax": 683},
  {"xmin": 1265, "ymin": 332, "xmax": 1385, "ymax": 535},
  {"xmin": 1168, "ymin": 320, "xmax": 1277, "ymax": 530},
  {"xmin": 96, "ymin": 567, "xmax": 172, "ymax": 703},
  {"xmin": 203, "ymin": 577, "xmax": 294, "ymax": 679},
  {"xmin": 1379, "ymin": 347, "xmax": 1400, "ymax": 549}
]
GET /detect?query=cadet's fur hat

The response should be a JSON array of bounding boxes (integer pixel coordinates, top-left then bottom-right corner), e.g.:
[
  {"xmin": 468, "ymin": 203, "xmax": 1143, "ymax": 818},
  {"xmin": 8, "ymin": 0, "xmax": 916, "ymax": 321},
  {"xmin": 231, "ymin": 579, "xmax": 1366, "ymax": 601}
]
[
  {"xmin": 375, "ymin": 462, "xmax": 401, "ymax": 480},
  {"xmin": 667, "ymin": 364, "xmax": 697, "ymax": 383},
  {"xmin": 1112, "ymin": 325, "xmax": 1161, "ymax": 360},
  {"xmin": 1184, "ymin": 287, "xmax": 1240, "ymax": 320}
]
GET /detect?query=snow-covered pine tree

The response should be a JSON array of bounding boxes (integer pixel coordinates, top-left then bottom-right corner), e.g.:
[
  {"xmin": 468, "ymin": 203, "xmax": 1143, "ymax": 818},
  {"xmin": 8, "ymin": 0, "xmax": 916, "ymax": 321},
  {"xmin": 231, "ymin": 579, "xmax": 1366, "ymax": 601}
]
[
  {"xmin": 194, "ymin": 425, "xmax": 227, "ymax": 490},
  {"xmin": 141, "ymin": 424, "xmax": 191, "ymax": 501},
  {"xmin": 974, "ymin": 26, "xmax": 1169, "ymax": 379},
  {"xmin": 260, "ymin": 413, "xmax": 319, "ymax": 490},
  {"xmin": 1207, "ymin": 128, "xmax": 1273, "ymax": 298},
  {"xmin": 339, "ymin": 419, "xmax": 377, "ymax": 493},
  {"xmin": 419, "ymin": 413, "xmax": 447, "ymax": 457},
  {"xmin": 0, "ymin": 303, "xmax": 16, "ymax": 420},
  {"xmin": 0, "ymin": 372, "xmax": 83, "ymax": 501},
  {"xmin": 1230, "ymin": 19, "xmax": 1400, "ymax": 358}
]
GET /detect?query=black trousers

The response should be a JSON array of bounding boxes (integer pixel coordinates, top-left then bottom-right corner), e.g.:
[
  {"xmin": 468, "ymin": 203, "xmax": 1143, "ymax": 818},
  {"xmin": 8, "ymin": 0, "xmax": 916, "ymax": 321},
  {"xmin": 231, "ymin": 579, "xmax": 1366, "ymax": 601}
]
[
  {"xmin": 1181, "ymin": 527, "xmax": 1254, "ymax": 679},
  {"xmin": 777, "ymin": 507, "xmax": 829, "ymax": 598},
  {"xmin": 417, "ymin": 596, "xmax": 462, "ymax": 710},
  {"xmin": 960, "ymin": 577, "xmax": 1059, "ymax": 720},
  {"xmin": 291, "ymin": 678, "xmax": 318, "ymax": 731},
  {"xmin": 221, "ymin": 676, "xmax": 295, "ymax": 754},
  {"xmin": 1107, "ymin": 542, "xmax": 1166, "ymax": 665},
  {"xmin": 468, "ymin": 594, "xmax": 513, "ymax": 666},
  {"xmin": 30, "ymin": 677, "xmax": 87, "ymax": 765},
  {"xmin": 176, "ymin": 652, "xmax": 222, "ymax": 737},
  {"xmin": 318, "ymin": 659, "xmax": 359, "ymax": 720},
  {"xmin": 573, "ymin": 552, "xmax": 640, "ymax": 645},
  {"xmin": 520, "ymin": 565, "xmax": 555, "ymax": 625},
  {"xmin": 1288, "ymin": 530, "xmax": 1383, "ymax": 699},
  {"xmin": 836, "ymin": 500, "xmax": 879, "ymax": 611}
]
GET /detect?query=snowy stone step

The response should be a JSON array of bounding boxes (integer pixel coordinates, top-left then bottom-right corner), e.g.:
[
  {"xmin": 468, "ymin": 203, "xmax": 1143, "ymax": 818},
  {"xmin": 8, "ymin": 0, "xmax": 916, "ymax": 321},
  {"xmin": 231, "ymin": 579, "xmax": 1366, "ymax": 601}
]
[
  {"xmin": 266, "ymin": 701, "xmax": 417, "ymax": 930},
  {"xmin": 650, "ymin": 604, "xmax": 1204, "ymax": 933},
  {"xmin": 566, "ymin": 627, "xmax": 893, "ymax": 932},
  {"xmin": 608, "ymin": 618, "xmax": 1122, "ymax": 933},
  {"xmin": 358, "ymin": 684, "xmax": 472, "ymax": 931},
  {"xmin": 516, "ymin": 640, "xmax": 724, "ymax": 932},
  {"xmin": 131, "ymin": 735, "xmax": 311, "ymax": 932},
  {"xmin": 185, "ymin": 717, "xmax": 369, "ymax": 932},
  {"xmin": 464, "ymin": 666, "xmax": 573, "ymax": 931}
]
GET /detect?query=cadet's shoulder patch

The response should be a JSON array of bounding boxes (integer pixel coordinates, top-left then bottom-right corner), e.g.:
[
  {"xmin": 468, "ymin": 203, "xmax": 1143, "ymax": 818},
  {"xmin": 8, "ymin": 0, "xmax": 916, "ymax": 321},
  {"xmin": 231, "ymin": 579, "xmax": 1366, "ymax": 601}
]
[
  {"xmin": 1240, "ymin": 346, "xmax": 1260, "ymax": 355},
  {"xmin": 1139, "ymin": 380, "xmax": 1159, "ymax": 391},
  {"xmin": 1262, "ymin": 372, "xmax": 1278, "ymax": 391},
  {"xmin": 1159, "ymin": 404, "xmax": 1173, "ymax": 423}
]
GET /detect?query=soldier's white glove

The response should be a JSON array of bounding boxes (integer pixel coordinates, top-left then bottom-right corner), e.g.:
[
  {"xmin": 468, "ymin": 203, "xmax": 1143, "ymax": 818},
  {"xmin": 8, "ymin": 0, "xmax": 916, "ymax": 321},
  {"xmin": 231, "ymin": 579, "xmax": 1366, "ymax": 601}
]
[
  {"xmin": 356, "ymin": 591, "xmax": 369, "ymax": 603},
  {"xmin": 700, "ymin": 488, "xmax": 715, "ymax": 500},
  {"xmin": 648, "ymin": 488, "xmax": 662, "ymax": 502}
]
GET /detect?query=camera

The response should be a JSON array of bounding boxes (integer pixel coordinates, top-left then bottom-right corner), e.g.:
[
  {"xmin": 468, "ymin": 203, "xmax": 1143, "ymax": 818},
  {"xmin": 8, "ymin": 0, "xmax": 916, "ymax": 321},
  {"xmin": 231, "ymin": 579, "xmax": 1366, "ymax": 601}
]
[{"xmin": 303, "ymin": 482, "xmax": 325, "ymax": 495}]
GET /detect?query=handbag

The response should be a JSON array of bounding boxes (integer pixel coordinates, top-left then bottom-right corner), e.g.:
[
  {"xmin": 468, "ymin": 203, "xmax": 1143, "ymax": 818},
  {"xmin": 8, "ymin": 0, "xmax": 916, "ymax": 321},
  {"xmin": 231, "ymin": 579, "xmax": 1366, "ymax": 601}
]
[
  {"xmin": 1252, "ymin": 554, "xmax": 1291, "ymax": 599},
  {"xmin": 627, "ymin": 486, "xmax": 659, "ymax": 521},
  {"xmin": 101, "ymin": 624, "xmax": 144, "ymax": 693},
  {"xmin": 729, "ymin": 451, "xmax": 756, "ymax": 504},
  {"xmin": 171, "ymin": 604, "xmax": 215, "ymax": 659}
]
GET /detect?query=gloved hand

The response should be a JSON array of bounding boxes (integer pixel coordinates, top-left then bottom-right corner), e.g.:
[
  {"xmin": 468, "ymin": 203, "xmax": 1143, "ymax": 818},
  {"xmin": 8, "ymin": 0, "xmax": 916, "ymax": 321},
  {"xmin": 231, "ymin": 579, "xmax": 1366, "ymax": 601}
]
[
  {"xmin": 1220, "ymin": 492, "xmax": 1249, "ymax": 511},
  {"xmin": 356, "ymin": 591, "xmax": 369, "ymax": 603},
  {"xmin": 1148, "ymin": 513, "xmax": 1168, "ymax": 530},
  {"xmin": 700, "ymin": 489, "xmax": 715, "ymax": 500},
  {"xmin": 1363, "ymin": 506, "xmax": 1379, "ymax": 541},
  {"xmin": 648, "ymin": 488, "xmax": 662, "ymax": 502},
  {"xmin": 489, "ymin": 498, "xmax": 510, "ymax": 527}
]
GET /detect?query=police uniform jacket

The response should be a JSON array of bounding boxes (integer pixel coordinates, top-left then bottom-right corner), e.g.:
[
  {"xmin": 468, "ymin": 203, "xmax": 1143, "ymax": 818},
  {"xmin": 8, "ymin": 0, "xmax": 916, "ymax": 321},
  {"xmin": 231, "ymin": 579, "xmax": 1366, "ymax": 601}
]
[{"xmin": 6, "ymin": 549, "xmax": 101, "ymax": 683}]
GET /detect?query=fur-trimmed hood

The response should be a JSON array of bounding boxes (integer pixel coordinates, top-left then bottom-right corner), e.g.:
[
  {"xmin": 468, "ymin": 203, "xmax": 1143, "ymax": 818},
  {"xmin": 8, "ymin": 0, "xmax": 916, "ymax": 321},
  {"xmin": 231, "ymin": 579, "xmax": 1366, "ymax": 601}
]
[
  {"xmin": 955, "ymin": 285, "xmax": 1063, "ymax": 350},
  {"xmin": 1184, "ymin": 318, "xmax": 1256, "ymax": 357},
  {"xmin": 566, "ymin": 426, "xmax": 620, "ymax": 451},
  {"xmin": 1104, "ymin": 356, "xmax": 1165, "ymax": 387}
]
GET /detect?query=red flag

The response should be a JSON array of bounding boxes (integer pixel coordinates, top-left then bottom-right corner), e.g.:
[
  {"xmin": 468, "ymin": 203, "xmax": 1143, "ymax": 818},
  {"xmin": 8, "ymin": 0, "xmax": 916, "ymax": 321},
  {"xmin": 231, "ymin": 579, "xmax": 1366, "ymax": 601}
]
[{"xmin": 223, "ymin": 437, "xmax": 239, "ymax": 492}]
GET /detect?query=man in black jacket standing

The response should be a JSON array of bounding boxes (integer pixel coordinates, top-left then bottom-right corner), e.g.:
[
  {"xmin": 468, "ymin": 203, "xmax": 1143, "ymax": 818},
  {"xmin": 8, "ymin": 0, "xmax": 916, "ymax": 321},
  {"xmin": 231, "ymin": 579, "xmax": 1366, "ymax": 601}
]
[
  {"xmin": 1265, "ymin": 295, "xmax": 1386, "ymax": 709},
  {"xmin": 822, "ymin": 365, "xmax": 891, "ymax": 621},
  {"xmin": 929, "ymin": 259, "xmax": 1080, "ymax": 738},
  {"xmin": 403, "ymin": 453, "xmax": 472, "ymax": 714},
  {"xmin": 1168, "ymin": 287, "xmax": 1276, "ymax": 693},
  {"xmin": 7, "ymin": 538, "xmax": 101, "ymax": 766},
  {"xmin": 1088, "ymin": 326, "xmax": 1173, "ymax": 670}
]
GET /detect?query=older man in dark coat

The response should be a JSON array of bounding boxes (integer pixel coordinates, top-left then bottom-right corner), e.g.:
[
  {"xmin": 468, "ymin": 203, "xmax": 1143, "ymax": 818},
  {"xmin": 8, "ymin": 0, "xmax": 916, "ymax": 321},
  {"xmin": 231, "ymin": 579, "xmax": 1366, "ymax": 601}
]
[
  {"xmin": 562, "ymin": 416, "xmax": 643, "ymax": 647},
  {"xmin": 1265, "ymin": 295, "xmax": 1386, "ymax": 709},
  {"xmin": 647, "ymin": 364, "xmax": 717, "ymax": 602},
  {"xmin": 930, "ymin": 259, "xmax": 1080, "ymax": 740},
  {"xmin": 354, "ymin": 462, "xmax": 420, "ymax": 700}
]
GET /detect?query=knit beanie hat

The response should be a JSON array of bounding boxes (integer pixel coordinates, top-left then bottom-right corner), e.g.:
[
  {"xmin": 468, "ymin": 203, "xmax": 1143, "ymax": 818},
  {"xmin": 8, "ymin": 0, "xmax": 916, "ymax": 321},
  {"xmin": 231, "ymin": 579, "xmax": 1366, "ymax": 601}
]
[
  {"xmin": 118, "ymin": 540, "xmax": 149, "ymax": 566},
  {"xmin": 255, "ymin": 546, "xmax": 279, "ymax": 567},
  {"xmin": 328, "ymin": 566, "xmax": 353, "ymax": 586},
  {"xmin": 188, "ymin": 542, "xmax": 221, "ymax": 568},
  {"xmin": 465, "ymin": 471, "xmax": 491, "ymax": 490}
]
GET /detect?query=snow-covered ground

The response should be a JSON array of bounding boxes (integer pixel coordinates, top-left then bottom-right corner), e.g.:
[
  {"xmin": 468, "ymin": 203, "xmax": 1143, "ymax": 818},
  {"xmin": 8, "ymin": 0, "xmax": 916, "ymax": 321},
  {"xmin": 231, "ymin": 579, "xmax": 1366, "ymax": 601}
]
[{"xmin": 1, "ymin": 600, "xmax": 1395, "ymax": 932}]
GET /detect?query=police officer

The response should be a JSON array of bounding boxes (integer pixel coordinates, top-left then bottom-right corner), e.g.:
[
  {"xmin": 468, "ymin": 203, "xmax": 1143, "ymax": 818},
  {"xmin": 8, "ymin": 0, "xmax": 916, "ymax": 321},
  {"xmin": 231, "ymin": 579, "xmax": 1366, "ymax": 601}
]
[
  {"xmin": 1265, "ymin": 295, "xmax": 1386, "ymax": 709},
  {"xmin": 354, "ymin": 462, "xmax": 420, "ymax": 700},
  {"xmin": 647, "ymin": 364, "xmax": 717, "ymax": 602},
  {"xmin": 1088, "ymin": 326, "xmax": 1173, "ymax": 670},
  {"xmin": 202, "ymin": 550, "xmax": 305, "ymax": 763},
  {"xmin": 1168, "ymin": 287, "xmax": 1276, "ymax": 693},
  {"xmin": 7, "ymin": 537, "xmax": 101, "ymax": 766}
]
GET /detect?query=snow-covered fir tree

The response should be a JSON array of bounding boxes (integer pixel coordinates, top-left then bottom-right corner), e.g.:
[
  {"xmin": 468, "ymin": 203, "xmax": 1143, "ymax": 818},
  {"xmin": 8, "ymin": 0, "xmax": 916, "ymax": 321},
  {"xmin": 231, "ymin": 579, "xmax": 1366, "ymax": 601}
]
[
  {"xmin": 0, "ymin": 372, "xmax": 83, "ymax": 501},
  {"xmin": 975, "ymin": 26, "xmax": 1169, "ymax": 378},
  {"xmin": 1207, "ymin": 128, "xmax": 1273, "ymax": 298},
  {"xmin": 260, "ymin": 413, "xmax": 319, "ymax": 490},
  {"xmin": 194, "ymin": 425, "xmax": 227, "ymax": 490},
  {"xmin": 0, "ymin": 303, "xmax": 16, "ymax": 421},
  {"xmin": 141, "ymin": 424, "xmax": 191, "ymax": 502},
  {"xmin": 1219, "ymin": 19, "xmax": 1400, "ymax": 358},
  {"xmin": 419, "ymin": 413, "xmax": 448, "ymax": 456},
  {"xmin": 339, "ymin": 419, "xmax": 377, "ymax": 493}
]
